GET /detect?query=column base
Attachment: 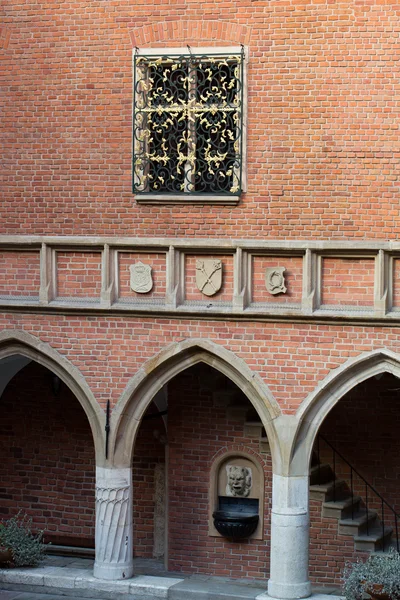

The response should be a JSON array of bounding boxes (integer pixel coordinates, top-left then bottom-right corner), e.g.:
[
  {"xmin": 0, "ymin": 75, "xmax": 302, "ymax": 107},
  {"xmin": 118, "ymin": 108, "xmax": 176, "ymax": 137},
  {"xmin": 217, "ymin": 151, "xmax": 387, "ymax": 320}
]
[
  {"xmin": 93, "ymin": 560, "xmax": 134, "ymax": 580},
  {"xmin": 267, "ymin": 579, "xmax": 312, "ymax": 599}
]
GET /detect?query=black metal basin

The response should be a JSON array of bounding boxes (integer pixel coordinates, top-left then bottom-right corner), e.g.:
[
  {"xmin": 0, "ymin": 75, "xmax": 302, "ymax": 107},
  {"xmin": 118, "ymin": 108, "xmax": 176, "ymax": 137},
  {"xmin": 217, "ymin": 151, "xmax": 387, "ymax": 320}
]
[{"xmin": 212, "ymin": 510, "xmax": 259, "ymax": 541}]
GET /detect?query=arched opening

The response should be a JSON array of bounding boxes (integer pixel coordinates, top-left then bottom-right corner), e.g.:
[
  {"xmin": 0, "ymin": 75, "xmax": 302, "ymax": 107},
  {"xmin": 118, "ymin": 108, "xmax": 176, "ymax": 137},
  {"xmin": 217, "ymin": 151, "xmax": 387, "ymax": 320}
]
[
  {"xmin": 131, "ymin": 362, "xmax": 273, "ymax": 580},
  {"xmin": 293, "ymin": 350, "xmax": 400, "ymax": 590},
  {"xmin": 0, "ymin": 331, "xmax": 104, "ymax": 555},
  {"xmin": 0, "ymin": 355, "xmax": 97, "ymax": 551}
]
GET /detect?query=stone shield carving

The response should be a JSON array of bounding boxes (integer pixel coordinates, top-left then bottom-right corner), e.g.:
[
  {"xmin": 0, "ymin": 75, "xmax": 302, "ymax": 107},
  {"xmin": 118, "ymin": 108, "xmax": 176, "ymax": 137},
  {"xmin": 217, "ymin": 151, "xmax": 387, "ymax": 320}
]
[
  {"xmin": 265, "ymin": 267, "xmax": 287, "ymax": 295},
  {"xmin": 196, "ymin": 259, "xmax": 222, "ymax": 296},
  {"xmin": 130, "ymin": 262, "xmax": 153, "ymax": 293}
]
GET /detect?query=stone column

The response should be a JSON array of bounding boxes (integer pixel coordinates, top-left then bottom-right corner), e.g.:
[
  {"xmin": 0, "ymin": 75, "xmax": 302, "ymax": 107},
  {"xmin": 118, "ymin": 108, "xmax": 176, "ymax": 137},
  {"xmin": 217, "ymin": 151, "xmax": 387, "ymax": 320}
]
[
  {"xmin": 268, "ymin": 474, "xmax": 311, "ymax": 599},
  {"xmin": 94, "ymin": 467, "xmax": 134, "ymax": 580}
]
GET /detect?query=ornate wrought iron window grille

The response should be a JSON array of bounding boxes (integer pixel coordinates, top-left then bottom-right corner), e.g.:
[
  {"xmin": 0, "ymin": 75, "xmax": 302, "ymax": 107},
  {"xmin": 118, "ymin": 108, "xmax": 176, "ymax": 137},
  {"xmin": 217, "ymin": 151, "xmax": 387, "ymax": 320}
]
[{"xmin": 133, "ymin": 49, "xmax": 244, "ymax": 197}]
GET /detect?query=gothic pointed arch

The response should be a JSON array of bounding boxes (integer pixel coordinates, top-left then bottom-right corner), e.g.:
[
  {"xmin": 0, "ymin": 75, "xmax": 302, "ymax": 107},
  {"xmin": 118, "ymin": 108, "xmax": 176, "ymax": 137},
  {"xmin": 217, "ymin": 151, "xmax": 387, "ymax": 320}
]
[
  {"xmin": 111, "ymin": 338, "xmax": 281, "ymax": 468},
  {"xmin": 290, "ymin": 348, "xmax": 400, "ymax": 476},
  {"xmin": 0, "ymin": 329, "xmax": 104, "ymax": 462}
]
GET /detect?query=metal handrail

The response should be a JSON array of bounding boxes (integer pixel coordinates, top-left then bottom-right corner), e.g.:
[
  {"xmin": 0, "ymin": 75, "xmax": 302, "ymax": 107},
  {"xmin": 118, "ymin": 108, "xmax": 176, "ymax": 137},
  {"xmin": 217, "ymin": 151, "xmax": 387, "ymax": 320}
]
[{"xmin": 316, "ymin": 434, "xmax": 400, "ymax": 552}]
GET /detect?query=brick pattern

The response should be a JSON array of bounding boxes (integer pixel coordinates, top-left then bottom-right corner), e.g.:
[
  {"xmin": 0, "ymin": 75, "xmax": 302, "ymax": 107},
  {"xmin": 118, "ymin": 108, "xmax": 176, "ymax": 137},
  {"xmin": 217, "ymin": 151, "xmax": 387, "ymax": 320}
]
[
  {"xmin": 5, "ymin": 313, "xmax": 400, "ymax": 413},
  {"xmin": 391, "ymin": 258, "xmax": 400, "ymax": 310},
  {"xmin": 252, "ymin": 256, "xmax": 303, "ymax": 304},
  {"xmin": 132, "ymin": 408, "xmax": 166, "ymax": 558},
  {"xmin": 2, "ymin": 3, "xmax": 400, "ymax": 239},
  {"xmin": 321, "ymin": 258, "xmax": 375, "ymax": 307},
  {"xmin": 167, "ymin": 364, "xmax": 272, "ymax": 580},
  {"xmin": 0, "ymin": 252, "xmax": 40, "ymax": 297},
  {"xmin": 0, "ymin": 361, "xmax": 96, "ymax": 546},
  {"xmin": 56, "ymin": 252, "xmax": 102, "ymax": 299},
  {"xmin": 185, "ymin": 255, "xmax": 234, "ymax": 303},
  {"xmin": 118, "ymin": 252, "xmax": 166, "ymax": 300},
  {"xmin": 309, "ymin": 500, "xmax": 369, "ymax": 586},
  {"xmin": 129, "ymin": 20, "xmax": 252, "ymax": 47},
  {"xmin": 0, "ymin": 27, "xmax": 12, "ymax": 49}
]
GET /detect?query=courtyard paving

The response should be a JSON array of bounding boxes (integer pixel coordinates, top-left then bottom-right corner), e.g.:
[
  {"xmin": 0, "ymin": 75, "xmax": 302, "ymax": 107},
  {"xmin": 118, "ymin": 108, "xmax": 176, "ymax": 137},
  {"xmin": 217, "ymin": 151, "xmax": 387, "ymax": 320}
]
[{"xmin": 0, "ymin": 556, "xmax": 344, "ymax": 600}]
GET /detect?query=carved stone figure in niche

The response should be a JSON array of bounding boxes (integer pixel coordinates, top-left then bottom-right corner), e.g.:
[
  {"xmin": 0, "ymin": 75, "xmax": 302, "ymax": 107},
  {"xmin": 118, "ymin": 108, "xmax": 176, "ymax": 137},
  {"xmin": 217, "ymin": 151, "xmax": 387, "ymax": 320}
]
[
  {"xmin": 196, "ymin": 259, "xmax": 222, "ymax": 296},
  {"xmin": 265, "ymin": 266, "xmax": 287, "ymax": 295},
  {"xmin": 226, "ymin": 465, "xmax": 252, "ymax": 497},
  {"xmin": 130, "ymin": 262, "xmax": 153, "ymax": 293}
]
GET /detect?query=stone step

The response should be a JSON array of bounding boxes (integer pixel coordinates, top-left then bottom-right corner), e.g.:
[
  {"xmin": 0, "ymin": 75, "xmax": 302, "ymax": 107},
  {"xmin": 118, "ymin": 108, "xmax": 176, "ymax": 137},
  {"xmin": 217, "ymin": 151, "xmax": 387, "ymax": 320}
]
[
  {"xmin": 322, "ymin": 495, "xmax": 361, "ymax": 519},
  {"xmin": 354, "ymin": 526, "xmax": 393, "ymax": 552},
  {"xmin": 310, "ymin": 478, "xmax": 348, "ymax": 503},
  {"xmin": 338, "ymin": 510, "xmax": 378, "ymax": 535}
]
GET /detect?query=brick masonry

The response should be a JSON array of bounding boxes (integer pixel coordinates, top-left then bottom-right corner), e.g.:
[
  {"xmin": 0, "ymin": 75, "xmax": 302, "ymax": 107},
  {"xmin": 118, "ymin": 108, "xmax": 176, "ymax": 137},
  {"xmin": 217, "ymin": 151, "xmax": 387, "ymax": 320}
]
[
  {"xmin": 0, "ymin": 252, "xmax": 40, "ymax": 298},
  {"xmin": 1, "ymin": 2, "xmax": 399, "ymax": 239},
  {"xmin": 0, "ymin": 361, "xmax": 96, "ymax": 546},
  {"xmin": 167, "ymin": 364, "xmax": 272, "ymax": 580},
  {"xmin": 2, "ymin": 0, "xmax": 400, "ymax": 589},
  {"xmin": 308, "ymin": 373, "xmax": 400, "ymax": 586}
]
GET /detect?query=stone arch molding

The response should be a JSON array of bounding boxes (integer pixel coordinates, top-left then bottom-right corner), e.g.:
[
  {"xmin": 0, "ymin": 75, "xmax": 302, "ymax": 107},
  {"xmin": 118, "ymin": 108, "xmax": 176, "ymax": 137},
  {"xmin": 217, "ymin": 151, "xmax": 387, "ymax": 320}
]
[
  {"xmin": 111, "ymin": 338, "xmax": 281, "ymax": 469},
  {"xmin": 290, "ymin": 348, "xmax": 400, "ymax": 477},
  {"xmin": 0, "ymin": 329, "xmax": 105, "ymax": 463}
]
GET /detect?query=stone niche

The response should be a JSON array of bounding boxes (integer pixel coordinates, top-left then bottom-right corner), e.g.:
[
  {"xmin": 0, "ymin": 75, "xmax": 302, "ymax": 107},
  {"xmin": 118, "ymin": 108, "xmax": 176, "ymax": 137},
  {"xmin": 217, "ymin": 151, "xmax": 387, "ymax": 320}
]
[{"xmin": 209, "ymin": 452, "xmax": 264, "ymax": 540}]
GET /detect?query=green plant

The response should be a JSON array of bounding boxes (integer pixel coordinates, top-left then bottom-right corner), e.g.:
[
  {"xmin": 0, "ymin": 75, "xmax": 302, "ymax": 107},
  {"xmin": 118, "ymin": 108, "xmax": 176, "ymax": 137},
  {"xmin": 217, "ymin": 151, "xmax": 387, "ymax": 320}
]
[
  {"xmin": 342, "ymin": 550, "xmax": 400, "ymax": 600},
  {"xmin": 0, "ymin": 513, "xmax": 46, "ymax": 567}
]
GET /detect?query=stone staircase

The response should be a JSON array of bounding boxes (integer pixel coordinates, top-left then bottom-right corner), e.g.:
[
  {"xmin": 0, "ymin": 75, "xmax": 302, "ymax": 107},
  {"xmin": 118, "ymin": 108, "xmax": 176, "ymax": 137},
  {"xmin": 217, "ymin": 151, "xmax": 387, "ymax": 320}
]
[
  {"xmin": 230, "ymin": 399, "xmax": 397, "ymax": 555},
  {"xmin": 310, "ymin": 461, "xmax": 395, "ymax": 553}
]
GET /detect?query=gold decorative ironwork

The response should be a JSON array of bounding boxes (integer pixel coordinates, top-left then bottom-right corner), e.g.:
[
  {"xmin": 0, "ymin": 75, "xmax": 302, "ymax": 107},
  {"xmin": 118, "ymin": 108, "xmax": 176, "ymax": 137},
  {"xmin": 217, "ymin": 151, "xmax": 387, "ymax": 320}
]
[{"xmin": 133, "ymin": 50, "xmax": 244, "ymax": 195}]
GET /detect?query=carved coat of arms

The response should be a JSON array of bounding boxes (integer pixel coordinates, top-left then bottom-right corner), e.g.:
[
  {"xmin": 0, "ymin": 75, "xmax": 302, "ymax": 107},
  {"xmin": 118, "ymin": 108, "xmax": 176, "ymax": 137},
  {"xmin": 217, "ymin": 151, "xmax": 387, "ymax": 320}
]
[
  {"xmin": 265, "ymin": 267, "xmax": 287, "ymax": 295},
  {"xmin": 130, "ymin": 262, "xmax": 153, "ymax": 293},
  {"xmin": 196, "ymin": 259, "xmax": 222, "ymax": 296}
]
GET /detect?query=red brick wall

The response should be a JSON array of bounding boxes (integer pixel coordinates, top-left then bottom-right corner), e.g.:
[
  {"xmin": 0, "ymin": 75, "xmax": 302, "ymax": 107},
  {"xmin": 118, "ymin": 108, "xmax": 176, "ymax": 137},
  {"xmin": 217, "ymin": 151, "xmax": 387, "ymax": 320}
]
[
  {"xmin": 2, "ymin": 2, "xmax": 399, "ymax": 240},
  {"xmin": 252, "ymin": 256, "xmax": 303, "ymax": 305},
  {"xmin": 56, "ymin": 252, "xmax": 102, "ymax": 299},
  {"xmin": 132, "ymin": 407, "xmax": 166, "ymax": 558},
  {"xmin": 0, "ymin": 252, "xmax": 40, "ymax": 297},
  {"xmin": 4, "ymin": 313, "xmax": 400, "ymax": 413},
  {"xmin": 320, "ymin": 373, "xmax": 400, "ymax": 515},
  {"xmin": 321, "ymin": 258, "xmax": 375, "ymax": 307},
  {"xmin": 119, "ymin": 253, "xmax": 166, "ymax": 300},
  {"xmin": 309, "ymin": 501, "xmax": 368, "ymax": 587},
  {"xmin": 167, "ymin": 364, "xmax": 272, "ymax": 580},
  {"xmin": 0, "ymin": 361, "xmax": 96, "ymax": 546},
  {"xmin": 309, "ymin": 373, "xmax": 400, "ymax": 586}
]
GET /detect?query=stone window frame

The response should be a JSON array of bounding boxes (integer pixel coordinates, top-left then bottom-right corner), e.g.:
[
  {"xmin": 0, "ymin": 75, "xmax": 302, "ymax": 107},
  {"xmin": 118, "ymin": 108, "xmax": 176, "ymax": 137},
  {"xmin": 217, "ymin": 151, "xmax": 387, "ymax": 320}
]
[{"xmin": 132, "ymin": 45, "xmax": 248, "ymax": 206}]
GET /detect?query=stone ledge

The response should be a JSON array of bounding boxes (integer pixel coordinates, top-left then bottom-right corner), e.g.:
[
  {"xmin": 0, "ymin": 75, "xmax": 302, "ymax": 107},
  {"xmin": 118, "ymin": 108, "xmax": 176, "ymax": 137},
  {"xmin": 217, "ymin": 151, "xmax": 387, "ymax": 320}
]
[{"xmin": 0, "ymin": 566, "xmax": 344, "ymax": 600}]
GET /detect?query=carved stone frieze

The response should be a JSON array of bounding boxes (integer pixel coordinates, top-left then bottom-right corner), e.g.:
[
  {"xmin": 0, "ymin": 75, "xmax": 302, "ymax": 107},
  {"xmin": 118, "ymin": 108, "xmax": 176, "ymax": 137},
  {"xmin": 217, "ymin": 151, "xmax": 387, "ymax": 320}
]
[{"xmin": 0, "ymin": 235, "xmax": 396, "ymax": 322}]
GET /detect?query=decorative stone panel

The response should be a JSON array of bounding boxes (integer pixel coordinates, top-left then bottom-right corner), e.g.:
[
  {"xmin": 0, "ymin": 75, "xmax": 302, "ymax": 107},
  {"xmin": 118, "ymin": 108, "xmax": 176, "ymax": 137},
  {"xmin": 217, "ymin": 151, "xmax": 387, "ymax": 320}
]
[
  {"xmin": 2, "ymin": 236, "xmax": 400, "ymax": 322},
  {"xmin": 209, "ymin": 451, "xmax": 264, "ymax": 540},
  {"xmin": 117, "ymin": 252, "xmax": 166, "ymax": 302}
]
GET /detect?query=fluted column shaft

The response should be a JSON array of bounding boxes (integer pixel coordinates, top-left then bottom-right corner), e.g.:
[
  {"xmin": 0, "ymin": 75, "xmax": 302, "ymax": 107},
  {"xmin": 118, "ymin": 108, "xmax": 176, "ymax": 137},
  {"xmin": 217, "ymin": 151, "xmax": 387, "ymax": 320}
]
[{"xmin": 94, "ymin": 467, "xmax": 134, "ymax": 580}]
